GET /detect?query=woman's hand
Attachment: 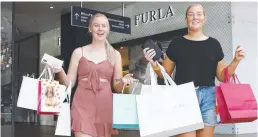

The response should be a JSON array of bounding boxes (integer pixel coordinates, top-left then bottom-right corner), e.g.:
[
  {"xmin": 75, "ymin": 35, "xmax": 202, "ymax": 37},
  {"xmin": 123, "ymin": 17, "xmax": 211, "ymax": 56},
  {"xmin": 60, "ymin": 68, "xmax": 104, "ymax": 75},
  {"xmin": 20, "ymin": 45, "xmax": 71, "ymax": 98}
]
[
  {"xmin": 234, "ymin": 45, "xmax": 245, "ymax": 62},
  {"xmin": 143, "ymin": 48, "xmax": 157, "ymax": 65},
  {"xmin": 121, "ymin": 73, "xmax": 136, "ymax": 85},
  {"xmin": 45, "ymin": 64, "xmax": 63, "ymax": 73}
]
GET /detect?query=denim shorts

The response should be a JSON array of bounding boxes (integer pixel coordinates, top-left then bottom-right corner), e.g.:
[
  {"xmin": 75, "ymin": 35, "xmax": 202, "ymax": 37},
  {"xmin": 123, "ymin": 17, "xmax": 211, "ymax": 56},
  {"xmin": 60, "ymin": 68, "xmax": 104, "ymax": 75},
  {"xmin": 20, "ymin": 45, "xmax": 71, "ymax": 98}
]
[{"xmin": 196, "ymin": 86, "xmax": 217, "ymax": 126}]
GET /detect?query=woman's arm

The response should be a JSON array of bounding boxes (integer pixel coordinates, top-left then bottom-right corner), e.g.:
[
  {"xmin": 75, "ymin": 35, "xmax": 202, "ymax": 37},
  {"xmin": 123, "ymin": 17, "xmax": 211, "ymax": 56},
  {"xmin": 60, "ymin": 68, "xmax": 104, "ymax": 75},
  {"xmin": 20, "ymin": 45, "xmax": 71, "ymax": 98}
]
[
  {"xmin": 151, "ymin": 56, "xmax": 176, "ymax": 79},
  {"xmin": 58, "ymin": 48, "xmax": 82, "ymax": 87},
  {"xmin": 112, "ymin": 51, "xmax": 133, "ymax": 93},
  {"xmin": 216, "ymin": 45, "xmax": 245, "ymax": 82},
  {"xmin": 112, "ymin": 51, "xmax": 125, "ymax": 93},
  {"xmin": 216, "ymin": 59, "xmax": 241, "ymax": 82}
]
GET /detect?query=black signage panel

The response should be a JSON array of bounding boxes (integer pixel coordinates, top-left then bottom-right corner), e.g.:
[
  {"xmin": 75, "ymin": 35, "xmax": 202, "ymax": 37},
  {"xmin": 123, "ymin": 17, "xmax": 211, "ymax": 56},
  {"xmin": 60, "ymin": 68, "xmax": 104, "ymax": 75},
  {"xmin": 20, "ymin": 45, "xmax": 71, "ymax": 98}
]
[{"xmin": 71, "ymin": 6, "xmax": 131, "ymax": 34}]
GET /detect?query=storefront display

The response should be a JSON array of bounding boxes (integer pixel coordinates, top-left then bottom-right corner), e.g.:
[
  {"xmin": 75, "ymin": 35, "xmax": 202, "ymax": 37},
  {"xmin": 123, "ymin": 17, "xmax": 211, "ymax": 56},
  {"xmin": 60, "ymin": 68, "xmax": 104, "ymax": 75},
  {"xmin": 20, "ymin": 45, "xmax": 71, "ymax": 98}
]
[
  {"xmin": 1, "ymin": 2, "xmax": 14, "ymax": 137},
  {"xmin": 116, "ymin": 46, "xmax": 131, "ymax": 93}
]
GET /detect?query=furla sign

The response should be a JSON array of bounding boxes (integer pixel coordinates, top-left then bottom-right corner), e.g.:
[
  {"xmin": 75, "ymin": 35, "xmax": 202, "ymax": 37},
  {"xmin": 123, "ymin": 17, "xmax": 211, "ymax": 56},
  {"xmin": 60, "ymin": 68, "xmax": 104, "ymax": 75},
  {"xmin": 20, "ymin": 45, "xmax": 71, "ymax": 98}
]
[{"xmin": 135, "ymin": 5, "xmax": 174, "ymax": 26}]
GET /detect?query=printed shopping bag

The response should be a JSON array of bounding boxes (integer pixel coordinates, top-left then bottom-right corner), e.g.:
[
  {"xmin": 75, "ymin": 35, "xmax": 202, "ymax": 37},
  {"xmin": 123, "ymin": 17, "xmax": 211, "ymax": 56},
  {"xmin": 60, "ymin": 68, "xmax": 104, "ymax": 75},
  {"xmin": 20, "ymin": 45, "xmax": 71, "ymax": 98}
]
[
  {"xmin": 55, "ymin": 81, "xmax": 72, "ymax": 136},
  {"xmin": 216, "ymin": 67, "xmax": 257, "ymax": 123},
  {"xmin": 37, "ymin": 67, "xmax": 66, "ymax": 115},
  {"xmin": 112, "ymin": 80, "xmax": 139, "ymax": 129},
  {"xmin": 136, "ymin": 63, "xmax": 204, "ymax": 137},
  {"xmin": 37, "ymin": 79, "xmax": 66, "ymax": 115}
]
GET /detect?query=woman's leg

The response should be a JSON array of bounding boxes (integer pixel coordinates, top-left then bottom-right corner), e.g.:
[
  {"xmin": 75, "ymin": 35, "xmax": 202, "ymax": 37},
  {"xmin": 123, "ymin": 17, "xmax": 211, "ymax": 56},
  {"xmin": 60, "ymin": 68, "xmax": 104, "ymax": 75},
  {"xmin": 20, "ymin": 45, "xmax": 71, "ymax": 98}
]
[
  {"xmin": 196, "ymin": 126, "xmax": 215, "ymax": 137},
  {"xmin": 176, "ymin": 131, "xmax": 196, "ymax": 137},
  {"xmin": 74, "ymin": 132, "xmax": 94, "ymax": 137},
  {"xmin": 196, "ymin": 87, "xmax": 217, "ymax": 137}
]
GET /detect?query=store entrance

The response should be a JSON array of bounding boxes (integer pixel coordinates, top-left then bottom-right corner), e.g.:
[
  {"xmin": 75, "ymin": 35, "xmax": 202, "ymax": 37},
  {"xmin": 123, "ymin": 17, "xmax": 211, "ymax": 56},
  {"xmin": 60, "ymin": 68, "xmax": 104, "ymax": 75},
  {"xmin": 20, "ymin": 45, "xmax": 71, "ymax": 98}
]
[{"xmin": 113, "ymin": 28, "xmax": 188, "ymax": 86}]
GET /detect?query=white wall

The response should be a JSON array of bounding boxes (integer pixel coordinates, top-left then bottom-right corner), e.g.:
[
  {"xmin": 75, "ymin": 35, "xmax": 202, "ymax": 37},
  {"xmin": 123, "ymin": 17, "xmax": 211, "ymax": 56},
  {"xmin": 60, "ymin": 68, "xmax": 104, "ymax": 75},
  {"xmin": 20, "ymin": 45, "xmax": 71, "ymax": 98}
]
[{"xmin": 231, "ymin": 2, "xmax": 257, "ymax": 134}]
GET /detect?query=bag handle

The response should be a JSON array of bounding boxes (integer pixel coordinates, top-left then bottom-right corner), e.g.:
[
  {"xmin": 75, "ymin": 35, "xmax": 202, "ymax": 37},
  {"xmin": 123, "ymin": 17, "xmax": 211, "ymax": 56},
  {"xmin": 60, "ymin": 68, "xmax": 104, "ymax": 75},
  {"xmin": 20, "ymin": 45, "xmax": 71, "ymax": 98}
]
[
  {"xmin": 157, "ymin": 62, "xmax": 177, "ymax": 86},
  {"xmin": 121, "ymin": 79, "xmax": 139, "ymax": 94},
  {"xmin": 224, "ymin": 67, "xmax": 240, "ymax": 84},
  {"xmin": 149, "ymin": 62, "xmax": 176, "ymax": 86},
  {"xmin": 150, "ymin": 62, "xmax": 171, "ymax": 85},
  {"xmin": 63, "ymin": 81, "xmax": 72, "ymax": 104},
  {"xmin": 37, "ymin": 66, "xmax": 53, "ymax": 80}
]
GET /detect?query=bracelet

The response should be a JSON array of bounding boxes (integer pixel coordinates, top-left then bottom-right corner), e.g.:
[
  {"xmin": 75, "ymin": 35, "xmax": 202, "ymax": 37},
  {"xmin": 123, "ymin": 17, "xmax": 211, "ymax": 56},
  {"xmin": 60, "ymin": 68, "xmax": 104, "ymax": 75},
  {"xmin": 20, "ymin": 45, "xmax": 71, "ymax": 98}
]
[{"xmin": 153, "ymin": 65, "xmax": 160, "ymax": 71}]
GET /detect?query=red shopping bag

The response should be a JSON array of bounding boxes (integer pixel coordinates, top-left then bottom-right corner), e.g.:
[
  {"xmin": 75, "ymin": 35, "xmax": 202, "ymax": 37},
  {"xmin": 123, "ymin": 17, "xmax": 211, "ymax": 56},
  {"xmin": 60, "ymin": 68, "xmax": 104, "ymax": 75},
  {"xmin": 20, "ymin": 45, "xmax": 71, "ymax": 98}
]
[{"xmin": 216, "ymin": 67, "xmax": 257, "ymax": 123}]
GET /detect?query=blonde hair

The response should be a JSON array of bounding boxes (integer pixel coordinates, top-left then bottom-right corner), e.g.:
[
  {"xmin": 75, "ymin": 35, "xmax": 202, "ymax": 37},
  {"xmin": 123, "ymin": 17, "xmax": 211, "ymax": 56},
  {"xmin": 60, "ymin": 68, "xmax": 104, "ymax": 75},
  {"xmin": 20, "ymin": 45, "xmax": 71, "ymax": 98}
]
[
  {"xmin": 88, "ymin": 13, "xmax": 116, "ymax": 65},
  {"xmin": 185, "ymin": 4, "xmax": 206, "ymax": 17}
]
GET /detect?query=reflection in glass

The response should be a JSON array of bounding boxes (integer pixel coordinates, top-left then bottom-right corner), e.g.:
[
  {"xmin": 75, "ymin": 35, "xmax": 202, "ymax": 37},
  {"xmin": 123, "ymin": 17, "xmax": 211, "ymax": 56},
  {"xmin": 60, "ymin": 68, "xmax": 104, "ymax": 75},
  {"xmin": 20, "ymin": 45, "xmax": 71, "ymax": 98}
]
[{"xmin": 1, "ymin": 2, "xmax": 13, "ymax": 137}]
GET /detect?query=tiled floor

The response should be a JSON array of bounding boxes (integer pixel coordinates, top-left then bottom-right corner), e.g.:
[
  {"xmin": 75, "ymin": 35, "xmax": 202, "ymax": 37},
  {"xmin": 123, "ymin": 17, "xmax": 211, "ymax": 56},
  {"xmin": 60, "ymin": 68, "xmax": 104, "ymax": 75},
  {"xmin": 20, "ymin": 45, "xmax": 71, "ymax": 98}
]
[{"xmin": 1, "ymin": 124, "xmax": 257, "ymax": 137}]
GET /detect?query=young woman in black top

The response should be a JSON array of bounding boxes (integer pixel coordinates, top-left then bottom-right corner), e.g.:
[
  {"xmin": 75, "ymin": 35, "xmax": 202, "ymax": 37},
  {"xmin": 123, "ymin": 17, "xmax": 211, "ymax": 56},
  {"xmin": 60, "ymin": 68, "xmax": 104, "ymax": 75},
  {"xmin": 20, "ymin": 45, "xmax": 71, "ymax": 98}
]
[{"xmin": 143, "ymin": 4, "xmax": 245, "ymax": 137}]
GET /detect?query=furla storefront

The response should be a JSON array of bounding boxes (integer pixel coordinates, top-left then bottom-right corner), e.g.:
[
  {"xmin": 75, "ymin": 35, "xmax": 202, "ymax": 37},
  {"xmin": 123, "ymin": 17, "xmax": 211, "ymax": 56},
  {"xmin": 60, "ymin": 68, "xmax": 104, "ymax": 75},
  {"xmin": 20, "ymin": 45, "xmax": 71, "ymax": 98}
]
[{"xmin": 108, "ymin": 2, "xmax": 257, "ymax": 135}]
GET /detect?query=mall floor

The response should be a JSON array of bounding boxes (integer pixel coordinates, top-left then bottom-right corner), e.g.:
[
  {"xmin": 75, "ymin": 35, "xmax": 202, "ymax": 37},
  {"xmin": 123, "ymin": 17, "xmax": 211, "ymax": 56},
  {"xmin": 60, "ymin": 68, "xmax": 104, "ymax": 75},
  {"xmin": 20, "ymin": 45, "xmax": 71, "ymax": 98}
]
[{"xmin": 1, "ymin": 124, "xmax": 256, "ymax": 137}]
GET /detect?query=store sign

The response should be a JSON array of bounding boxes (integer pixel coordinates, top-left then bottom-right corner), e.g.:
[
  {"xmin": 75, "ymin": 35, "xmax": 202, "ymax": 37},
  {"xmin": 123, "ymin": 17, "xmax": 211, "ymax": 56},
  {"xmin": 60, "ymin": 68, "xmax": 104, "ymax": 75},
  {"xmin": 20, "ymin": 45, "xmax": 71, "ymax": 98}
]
[
  {"xmin": 135, "ymin": 5, "xmax": 174, "ymax": 26},
  {"xmin": 71, "ymin": 6, "xmax": 131, "ymax": 34}
]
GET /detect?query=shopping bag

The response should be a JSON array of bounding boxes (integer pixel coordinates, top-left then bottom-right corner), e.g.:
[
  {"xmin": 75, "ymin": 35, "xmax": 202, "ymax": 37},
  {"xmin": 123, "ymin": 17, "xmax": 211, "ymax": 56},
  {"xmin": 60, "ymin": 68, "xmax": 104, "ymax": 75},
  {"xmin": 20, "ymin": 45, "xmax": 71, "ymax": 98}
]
[
  {"xmin": 37, "ymin": 67, "xmax": 66, "ymax": 115},
  {"xmin": 136, "ymin": 63, "xmax": 204, "ymax": 137},
  {"xmin": 112, "ymin": 80, "xmax": 139, "ymax": 129},
  {"xmin": 216, "ymin": 67, "xmax": 257, "ymax": 123},
  {"xmin": 55, "ymin": 81, "xmax": 72, "ymax": 136},
  {"xmin": 17, "ymin": 67, "xmax": 53, "ymax": 110}
]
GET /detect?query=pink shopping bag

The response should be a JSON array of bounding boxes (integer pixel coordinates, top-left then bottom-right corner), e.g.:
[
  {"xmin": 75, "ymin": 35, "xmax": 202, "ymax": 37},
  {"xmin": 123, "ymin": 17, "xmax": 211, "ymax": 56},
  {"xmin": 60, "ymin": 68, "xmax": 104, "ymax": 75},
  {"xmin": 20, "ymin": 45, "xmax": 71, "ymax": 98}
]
[{"xmin": 216, "ymin": 67, "xmax": 257, "ymax": 123}]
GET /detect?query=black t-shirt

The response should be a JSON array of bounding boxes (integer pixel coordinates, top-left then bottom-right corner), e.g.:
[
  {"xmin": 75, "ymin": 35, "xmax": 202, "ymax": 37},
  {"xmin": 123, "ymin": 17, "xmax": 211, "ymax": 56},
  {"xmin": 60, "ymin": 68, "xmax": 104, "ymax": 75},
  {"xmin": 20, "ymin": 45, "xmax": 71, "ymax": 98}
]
[{"xmin": 166, "ymin": 36, "xmax": 224, "ymax": 87}]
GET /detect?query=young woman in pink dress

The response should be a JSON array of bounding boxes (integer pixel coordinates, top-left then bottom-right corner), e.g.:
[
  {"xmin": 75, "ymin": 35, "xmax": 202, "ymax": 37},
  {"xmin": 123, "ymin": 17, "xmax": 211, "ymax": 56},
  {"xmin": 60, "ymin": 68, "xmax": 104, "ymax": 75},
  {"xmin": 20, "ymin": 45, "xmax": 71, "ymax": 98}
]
[{"xmin": 55, "ymin": 13, "xmax": 134, "ymax": 137}]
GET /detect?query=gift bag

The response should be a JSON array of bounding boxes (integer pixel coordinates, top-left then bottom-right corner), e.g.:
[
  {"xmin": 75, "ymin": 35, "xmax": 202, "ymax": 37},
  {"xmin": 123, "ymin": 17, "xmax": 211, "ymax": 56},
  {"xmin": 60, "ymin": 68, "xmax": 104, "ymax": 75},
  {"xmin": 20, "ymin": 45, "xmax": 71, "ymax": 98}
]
[
  {"xmin": 112, "ymin": 80, "xmax": 139, "ymax": 129},
  {"xmin": 55, "ymin": 81, "xmax": 72, "ymax": 136},
  {"xmin": 216, "ymin": 67, "xmax": 257, "ymax": 123},
  {"xmin": 37, "ymin": 67, "xmax": 66, "ymax": 115},
  {"xmin": 136, "ymin": 63, "xmax": 204, "ymax": 137},
  {"xmin": 17, "ymin": 67, "xmax": 52, "ymax": 110}
]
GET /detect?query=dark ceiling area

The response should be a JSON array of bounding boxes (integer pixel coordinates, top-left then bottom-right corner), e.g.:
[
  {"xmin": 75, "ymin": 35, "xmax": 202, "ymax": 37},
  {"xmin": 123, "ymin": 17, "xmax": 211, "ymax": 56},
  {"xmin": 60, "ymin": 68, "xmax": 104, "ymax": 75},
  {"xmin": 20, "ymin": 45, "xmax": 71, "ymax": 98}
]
[{"xmin": 11, "ymin": 2, "xmax": 134, "ymax": 40}]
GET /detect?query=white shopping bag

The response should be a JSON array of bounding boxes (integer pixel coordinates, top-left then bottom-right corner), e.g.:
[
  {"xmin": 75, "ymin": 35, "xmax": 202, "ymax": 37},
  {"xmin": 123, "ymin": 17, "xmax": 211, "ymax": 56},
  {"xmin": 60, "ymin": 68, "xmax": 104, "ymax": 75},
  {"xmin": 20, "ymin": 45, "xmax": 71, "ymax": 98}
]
[
  {"xmin": 136, "ymin": 63, "xmax": 204, "ymax": 137},
  {"xmin": 17, "ymin": 67, "xmax": 66, "ymax": 111},
  {"xmin": 112, "ymin": 80, "xmax": 139, "ymax": 130},
  {"xmin": 17, "ymin": 75, "xmax": 40, "ymax": 110},
  {"xmin": 17, "ymin": 67, "xmax": 52, "ymax": 110},
  {"xmin": 55, "ymin": 81, "xmax": 72, "ymax": 136}
]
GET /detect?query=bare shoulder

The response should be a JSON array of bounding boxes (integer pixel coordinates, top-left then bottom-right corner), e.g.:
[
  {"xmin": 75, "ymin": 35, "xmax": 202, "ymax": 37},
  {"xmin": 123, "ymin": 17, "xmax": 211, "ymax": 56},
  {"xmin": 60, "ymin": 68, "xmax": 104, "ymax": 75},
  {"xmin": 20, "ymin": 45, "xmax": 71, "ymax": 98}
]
[{"xmin": 72, "ymin": 47, "xmax": 83, "ymax": 59}]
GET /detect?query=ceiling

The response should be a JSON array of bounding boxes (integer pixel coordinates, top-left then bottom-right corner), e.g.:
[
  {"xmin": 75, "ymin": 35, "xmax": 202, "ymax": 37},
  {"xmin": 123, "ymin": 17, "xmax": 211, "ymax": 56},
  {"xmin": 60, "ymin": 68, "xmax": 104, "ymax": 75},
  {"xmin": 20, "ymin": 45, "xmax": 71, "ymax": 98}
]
[{"xmin": 14, "ymin": 2, "xmax": 135, "ymax": 36}]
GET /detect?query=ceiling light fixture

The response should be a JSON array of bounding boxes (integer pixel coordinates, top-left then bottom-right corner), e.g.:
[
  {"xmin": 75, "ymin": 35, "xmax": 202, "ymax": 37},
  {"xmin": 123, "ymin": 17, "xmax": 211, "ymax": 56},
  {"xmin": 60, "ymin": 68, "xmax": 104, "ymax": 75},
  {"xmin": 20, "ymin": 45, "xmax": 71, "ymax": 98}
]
[{"xmin": 50, "ymin": 6, "xmax": 54, "ymax": 9}]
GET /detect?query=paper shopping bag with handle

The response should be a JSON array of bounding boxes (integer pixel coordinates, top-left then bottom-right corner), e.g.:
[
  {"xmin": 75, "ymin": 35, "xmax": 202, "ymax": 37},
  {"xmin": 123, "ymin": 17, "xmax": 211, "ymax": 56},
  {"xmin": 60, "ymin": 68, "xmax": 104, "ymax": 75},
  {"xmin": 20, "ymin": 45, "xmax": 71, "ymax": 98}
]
[
  {"xmin": 37, "ymin": 67, "xmax": 66, "ymax": 115},
  {"xmin": 55, "ymin": 81, "xmax": 72, "ymax": 136},
  {"xmin": 216, "ymin": 67, "xmax": 257, "ymax": 123},
  {"xmin": 136, "ymin": 63, "xmax": 204, "ymax": 137},
  {"xmin": 112, "ymin": 79, "xmax": 140, "ymax": 130},
  {"xmin": 17, "ymin": 67, "xmax": 64, "ymax": 111}
]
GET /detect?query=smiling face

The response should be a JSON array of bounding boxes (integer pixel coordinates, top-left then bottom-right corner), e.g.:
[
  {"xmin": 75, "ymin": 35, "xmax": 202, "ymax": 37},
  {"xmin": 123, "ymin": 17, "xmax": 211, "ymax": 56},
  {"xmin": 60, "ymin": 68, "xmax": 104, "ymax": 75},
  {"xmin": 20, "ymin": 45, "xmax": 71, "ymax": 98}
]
[
  {"xmin": 185, "ymin": 4, "xmax": 206, "ymax": 32},
  {"xmin": 89, "ymin": 14, "xmax": 110, "ymax": 41}
]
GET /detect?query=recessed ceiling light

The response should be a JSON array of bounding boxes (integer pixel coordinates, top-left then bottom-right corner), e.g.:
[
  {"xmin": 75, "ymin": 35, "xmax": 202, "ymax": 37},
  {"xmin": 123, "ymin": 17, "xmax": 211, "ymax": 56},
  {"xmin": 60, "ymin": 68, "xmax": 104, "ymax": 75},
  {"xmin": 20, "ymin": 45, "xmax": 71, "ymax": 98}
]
[{"xmin": 50, "ymin": 6, "xmax": 54, "ymax": 9}]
